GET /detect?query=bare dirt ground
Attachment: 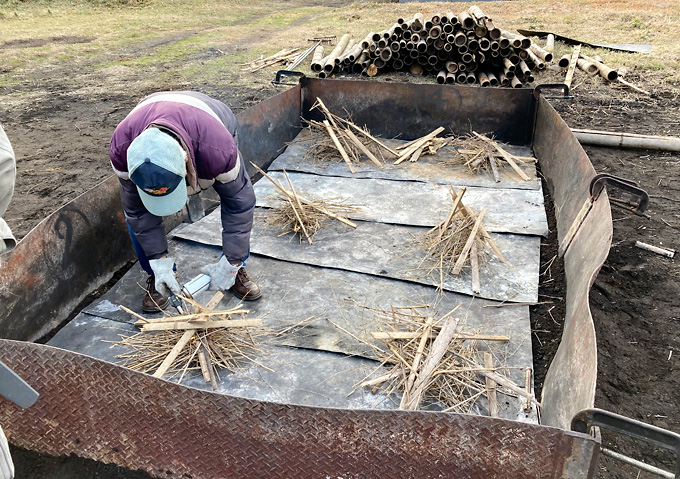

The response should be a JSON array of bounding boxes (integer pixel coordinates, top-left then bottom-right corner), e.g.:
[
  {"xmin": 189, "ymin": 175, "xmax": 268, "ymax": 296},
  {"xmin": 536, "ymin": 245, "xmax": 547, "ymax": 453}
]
[{"xmin": 1, "ymin": 1, "xmax": 678, "ymax": 477}]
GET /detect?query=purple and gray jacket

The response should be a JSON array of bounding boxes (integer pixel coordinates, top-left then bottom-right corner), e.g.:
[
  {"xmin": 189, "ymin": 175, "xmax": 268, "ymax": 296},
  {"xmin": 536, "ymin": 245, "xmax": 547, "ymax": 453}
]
[{"xmin": 109, "ymin": 91, "xmax": 255, "ymax": 264}]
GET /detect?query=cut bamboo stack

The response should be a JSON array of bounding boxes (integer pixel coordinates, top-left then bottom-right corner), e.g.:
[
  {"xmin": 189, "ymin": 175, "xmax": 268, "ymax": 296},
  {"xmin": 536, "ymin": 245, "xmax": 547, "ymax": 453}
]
[{"xmin": 312, "ymin": 6, "xmax": 552, "ymax": 87}]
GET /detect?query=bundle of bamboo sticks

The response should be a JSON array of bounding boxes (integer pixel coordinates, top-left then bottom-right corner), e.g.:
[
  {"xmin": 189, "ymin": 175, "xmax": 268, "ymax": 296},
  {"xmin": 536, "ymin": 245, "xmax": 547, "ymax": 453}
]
[
  {"xmin": 243, "ymin": 48, "xmax": 301, "ymax": 73},
  {"xmin": 113, "ymin": 292, "xmax": 266, "ymax": 389},
  {"xmin": 360, "ymin": 304, "xmax": 538, "ymax": 414},
  {"xmin": 419, "ymin": 185, "xmax": 507, "ymax": 293},
  {"xmin": 454, "ymin": 131, "xmax": 534, "ymax": 182},
  {"xmin": 312, "ymin": 6, "xmax": 553, "ymax": 87},
  {"xmin": 308, "ymin": 98, "xmax": 399, "ymax": 172},
  {"xmin": 252, "ymin": 164, "xmax": 359, "ymax": 244}
]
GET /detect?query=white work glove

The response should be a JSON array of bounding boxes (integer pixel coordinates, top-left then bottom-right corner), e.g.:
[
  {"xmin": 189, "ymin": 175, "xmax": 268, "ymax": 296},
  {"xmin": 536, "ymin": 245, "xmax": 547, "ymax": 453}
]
[
  {"xmin": 149, "ymin": 257, "xmax": 181, "ymax": 296},
  {"xmin": 201, "ymin": 256, "xmax": 242, "ymax": 291},
  {"xmin": 0, "ymin": 425, "xmax": 14, "ymax": 479}
]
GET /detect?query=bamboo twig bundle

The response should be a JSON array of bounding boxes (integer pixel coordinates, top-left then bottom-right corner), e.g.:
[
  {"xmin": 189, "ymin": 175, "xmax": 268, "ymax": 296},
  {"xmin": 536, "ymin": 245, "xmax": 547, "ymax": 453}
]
[
  {"xmin": 417, "ymin": 186, "xmax": 507, "ymax": 293},
  {"xmin": 112, "ymin": 292, "xmax": 267, "ymax": 389},
  {"xmin": 359, "ymin": 304, "xmax": 534, "ymax": 413},
  {"xmin": 305, "ymin": 97, "xmax": 397, "ymax": 171},
  {"xmin": 451, "ymin": 132, "xmax": 535, "ymax": 182},
  {"xmin": 252, "ymin": 163, "xmax": 358, "ymax": 244}
]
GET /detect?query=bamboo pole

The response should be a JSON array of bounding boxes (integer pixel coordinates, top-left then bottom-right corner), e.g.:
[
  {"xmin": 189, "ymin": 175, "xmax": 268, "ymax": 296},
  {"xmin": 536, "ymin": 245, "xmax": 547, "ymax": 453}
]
[
  {"xmin": 401, "ymin": 316, "xmax": 460, "ymax": 410},
  {"xmin": 564, "ymin": 44, "xmax": 581, "ymax": 88},
  {"xmin": 370, "ymin": 332, "xmax": 509, "ymax": 341},
  {"xmin": 152, "ymin": 330, "xmax": 195, "ymax": 378},
  {"xmin": 141, "ymin": 319, "xmax": 262, "ymax": 332},
  {"xmin": 484, "ymin": 352, "xmax": 499, "ymax": 417}
]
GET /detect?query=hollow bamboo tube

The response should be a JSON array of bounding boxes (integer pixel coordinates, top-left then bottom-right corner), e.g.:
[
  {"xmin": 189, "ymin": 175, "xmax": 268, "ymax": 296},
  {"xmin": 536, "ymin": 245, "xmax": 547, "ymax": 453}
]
[
  {"xmin": 499, "ymin": 38, "xmax": 510, "ymax": 49},
  {"xmin": 518, "ymin": 60, "xmax": 531, "ymax": 76},
  {"xmin": 323, "ymin": 34, "xmax": 350, "ymax": 73},
  {"xmin": 545, "ymin": 33, "xmax": 555, "ymax": 53},
  {"xmin": 577, "ymin": 58, "xmax": 598, "ymax": 76},
  {"xmin": 477, "ymin": 70, "xmax": 490, "ymax": 87},
  {"xmin": 443, "ymin": 23, "xmax": 453, "ymax": 34},
  {"xmin": 346, "ymin": 43, "xmax": 363, "ymax": 63},
  {"xmin": 558, "ymin": 54, "xmax": 571, "ymax": 68},
  {"xmin": 529, "ymin": 43, "xmax": 553, "ymax": 63},
  {"xmin": 366, "ymin": 63, "xmax": 378, "ymax": 77},
  {"xmin": 311, "ymin": 46, "xmax": 325, "ymax": 72},
  {"xmin": 487, "ymin": 71, "xmax": 498, "ymax": 86},
  {"xmin": 409, "ymin": 63, "xmax": 424, "ymax": 75},
  {"xmin": 412, "ymin": 12, "xmax": 425, "ymax": 30},
  {"xmin": 436, "ymin": 69, "xmax": 447, "ymax": 84},
  {"xmin": 500, "ymin": 30, "xmax": 531, "ymax": 49},
  {"xmin": 479, "ymin": 38, "xmax": 491, "ymax": 51},
  {"xmin": 458, "ymin": 11, "xmax": 474, "ymax": 29},
  {"xmin": 527, "ymin": 48, "xmax": 545, "ymax": 70},
  {"xmin": 456, "ymin": 72, "xmax": 467, "ymax": 83},
  {"xmin": 445, "ymin": 72, "xmax": 455, "ymax": 84},
  {"xmin": 485, "ymin": 20, "xmax": 501, "ymax": 41},
  {"xmin": 571, "ymin": 129, "xmax": 680, "ymax": 152},
  {"xmin": 445, "ymin": 60, "xmax": 458, "ymax": 73},
  {"xmin": 499, "ymin": 72, "xmax": 510, "ymax": 86},
  {"xmin": 337, "ymin": 39, "xmax": 355, "ymax": 64},
  {"xmin": 466, "ymin": 72, "xmax": 476, "ymax": 84},
  {"xmin": 579, "ymin": 53, "xmax": 618, "ymax": 81},
  {"xmin": 429, "ymin": 25, "xmax": 442, "ymax": 39},
  {"xmin": 511, "ymin": 76, "xmax": 522, "ymax": 88}
]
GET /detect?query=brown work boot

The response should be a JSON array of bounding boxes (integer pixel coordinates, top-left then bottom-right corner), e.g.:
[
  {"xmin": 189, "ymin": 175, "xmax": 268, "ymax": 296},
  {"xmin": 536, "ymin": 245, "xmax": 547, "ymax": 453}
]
[
  {"xmin": 142, "ymin": 275, "xmax": 170, "ymax": 313},
  {"xmin": 231, "ymin": 268, "xmax": 262, "ymax": 300}
]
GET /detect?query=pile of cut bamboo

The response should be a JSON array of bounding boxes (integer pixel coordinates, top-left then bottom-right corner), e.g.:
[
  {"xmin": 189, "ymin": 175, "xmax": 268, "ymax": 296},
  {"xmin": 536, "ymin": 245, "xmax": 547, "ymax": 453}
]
[
  {"xmin": 393, "ymin": 127, "xmax": 449, "ymax": 164},
  {"xmin": 113, "ymin": 292, "xmax": 265, "ymax": 389},
  {"xmin": 252, "ymin": 163, "xmax": 359, "ymax": 244},
  {"xmin": 307, "ymin": 98, "xmax": 399, "ymax": 172},
  {"xmin": 557, "ymin": 45, "xmax": 649, "ymax": 95},
  {"xmin": 242, "ymin": 48, "xmax": 301, "ymax": 73},
  {"xmin": 311, "ymin": 6, "xmax": 553, "ymax": 87},
  {"xmin": 455, "ymin": 131, "xmax": 534, "ymax": 182},
  {"xmin": 360, "ymin": 304, "xmax": 539, "ymax": 414},
  {"xmin": 419, "ymin": 185, "xmax": 507, "ymax": 293}
]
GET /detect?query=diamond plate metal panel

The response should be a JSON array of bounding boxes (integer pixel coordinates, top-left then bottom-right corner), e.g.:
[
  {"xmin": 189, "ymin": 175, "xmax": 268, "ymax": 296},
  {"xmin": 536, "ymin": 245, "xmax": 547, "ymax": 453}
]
[{"xmin": 0, "ymin": 340, "xmax": 597, "ymax": 479}]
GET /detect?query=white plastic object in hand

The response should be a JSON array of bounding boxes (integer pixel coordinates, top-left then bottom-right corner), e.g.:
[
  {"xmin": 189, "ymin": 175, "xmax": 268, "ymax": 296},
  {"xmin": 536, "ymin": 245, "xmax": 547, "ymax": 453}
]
[
  {"xmin": 201, "ymin": 256, "xmax": 242, "ymax": 291},
  {"xmin": 0, "ymin": 425, "xmax": 14, "ymax": 479},
  {"xmin": 149, "ymin": 257, "xmax": 181, "ymax": 296}
]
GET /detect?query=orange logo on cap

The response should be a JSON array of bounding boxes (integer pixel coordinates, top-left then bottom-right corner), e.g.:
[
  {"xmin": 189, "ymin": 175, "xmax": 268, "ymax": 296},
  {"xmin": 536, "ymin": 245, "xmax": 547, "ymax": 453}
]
[{"xmin": 143, "ymin": 186, "xmax": 168, "ymax": 196}]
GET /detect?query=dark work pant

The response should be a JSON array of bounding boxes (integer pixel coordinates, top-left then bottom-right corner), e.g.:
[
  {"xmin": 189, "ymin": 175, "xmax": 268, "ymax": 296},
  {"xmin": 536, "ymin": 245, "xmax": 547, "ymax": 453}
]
[{"xmin": 126, "ymin": 221, "xmax": 152, "ymax": 275}]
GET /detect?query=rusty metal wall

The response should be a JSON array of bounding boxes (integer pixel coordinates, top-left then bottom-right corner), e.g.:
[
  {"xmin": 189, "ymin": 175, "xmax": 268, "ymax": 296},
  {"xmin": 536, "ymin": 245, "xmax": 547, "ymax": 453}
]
[
  {"xmin": 301, "ymin": 78, "xmax": 537, "ymax": 144},
  {"xmin": 0, "ymin": 339, "xmax": 598, "ymax": 479},
  {"xmin": 237, "ymin": 84, "xmax": 302, "ymax": 178},
  {"xmin": 533, "ymin": 96, "xmax": 613, "ymax": 429},
  {"xmin": 0, "ymin": 176, "xmax": 133, "ymax": 341}
]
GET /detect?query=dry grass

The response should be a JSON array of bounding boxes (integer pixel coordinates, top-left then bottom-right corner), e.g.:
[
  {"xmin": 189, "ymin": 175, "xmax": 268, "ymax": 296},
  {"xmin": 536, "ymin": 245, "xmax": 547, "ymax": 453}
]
[{"xmin": 1, "ymin": 0, "xmax": 677, "ymax": 101}]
